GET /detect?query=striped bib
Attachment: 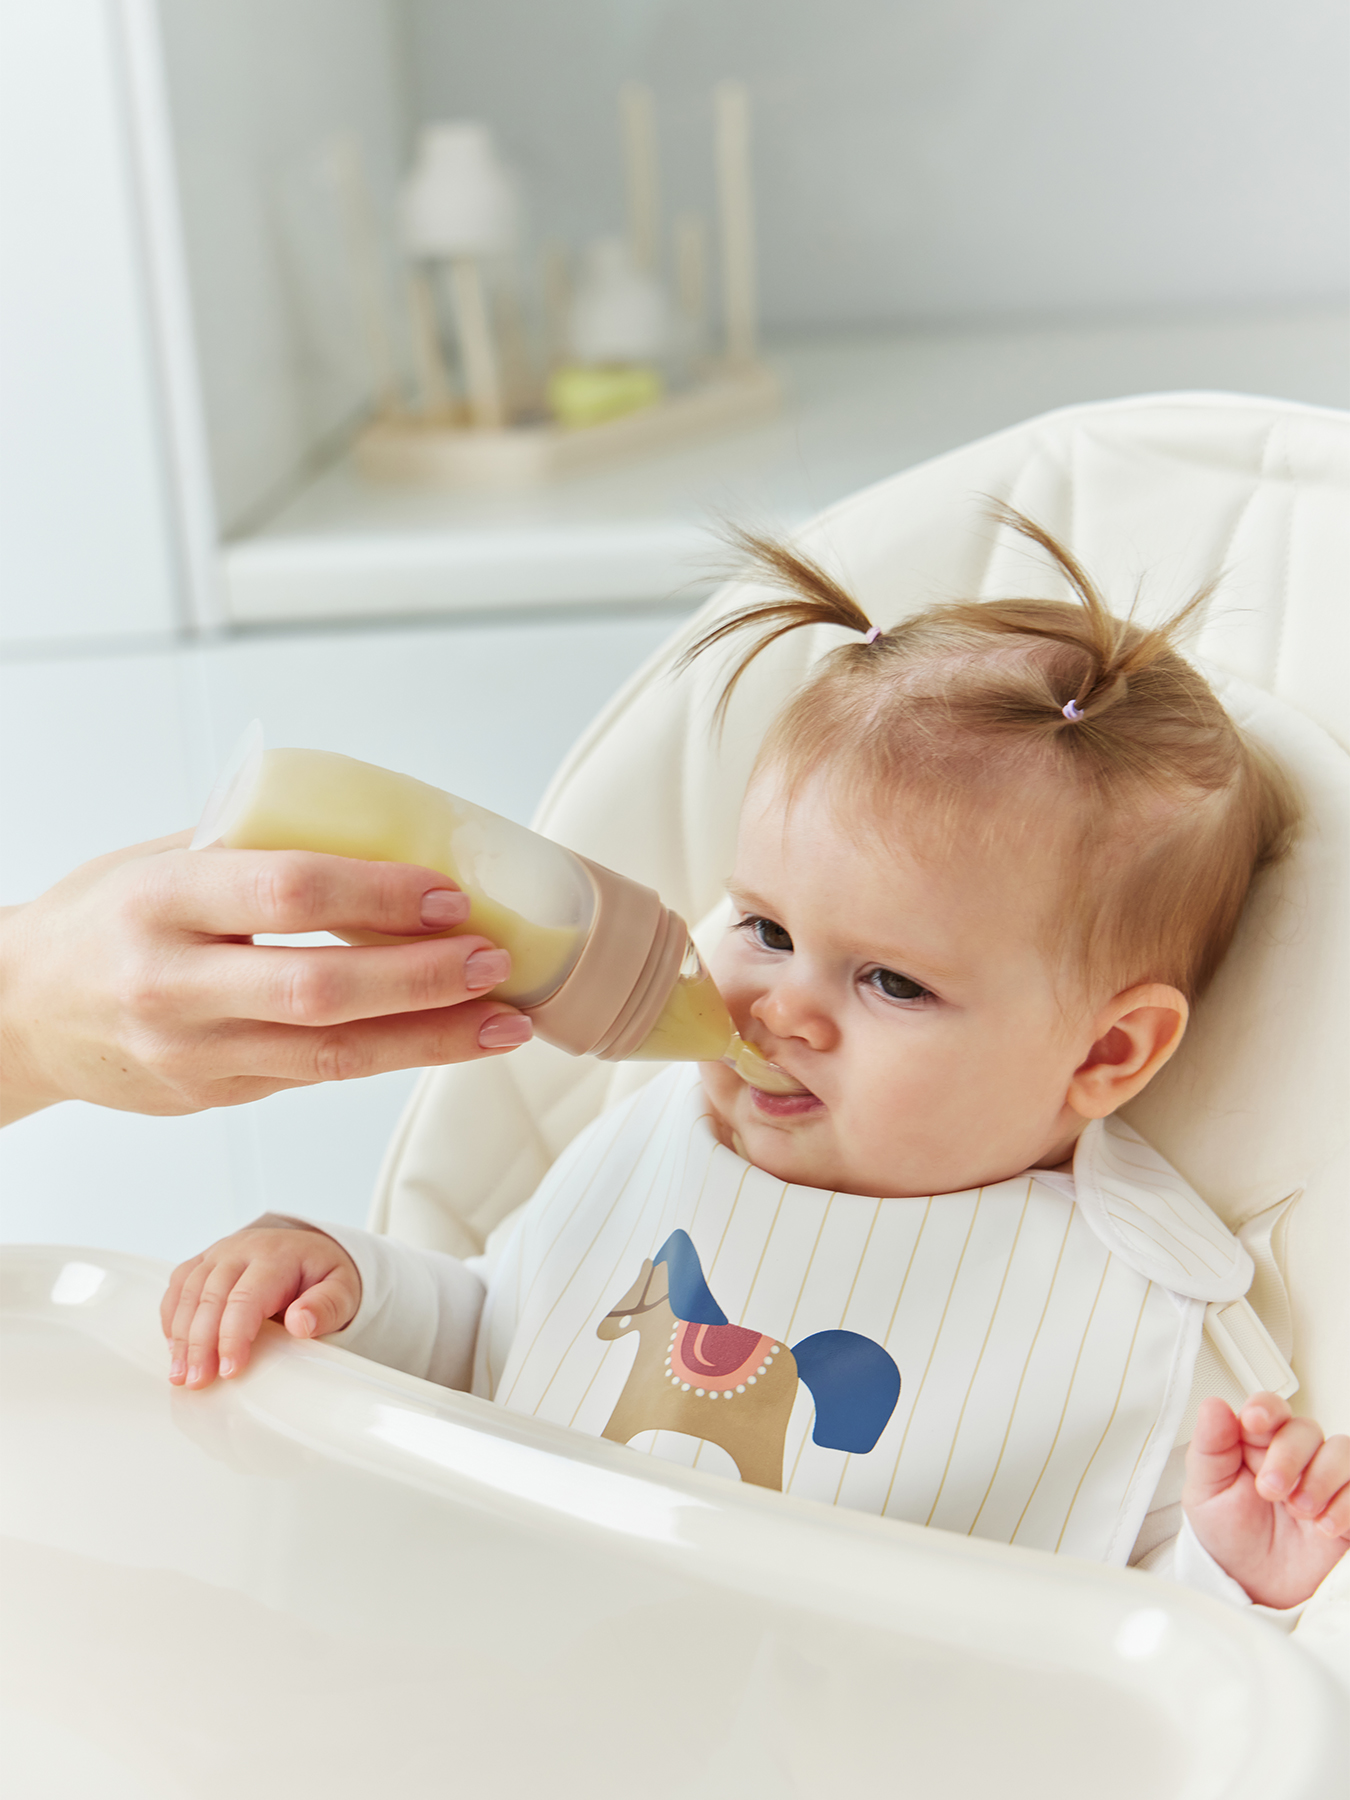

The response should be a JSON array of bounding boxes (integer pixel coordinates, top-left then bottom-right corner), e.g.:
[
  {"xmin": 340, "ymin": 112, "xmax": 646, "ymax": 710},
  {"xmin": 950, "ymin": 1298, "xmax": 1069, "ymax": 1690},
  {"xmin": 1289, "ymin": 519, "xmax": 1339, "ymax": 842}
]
[{"xmin": 474, "ymin": 1066, "xmax": 1250, "ymax": 1562}]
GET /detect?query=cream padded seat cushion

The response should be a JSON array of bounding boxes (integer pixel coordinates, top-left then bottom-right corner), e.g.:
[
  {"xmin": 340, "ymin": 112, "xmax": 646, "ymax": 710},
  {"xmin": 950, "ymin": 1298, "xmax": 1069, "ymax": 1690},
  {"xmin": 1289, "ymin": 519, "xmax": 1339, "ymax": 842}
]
[{"xmin": 370, "ymin": 392, "xmax": 1350, "ymax": 1423}]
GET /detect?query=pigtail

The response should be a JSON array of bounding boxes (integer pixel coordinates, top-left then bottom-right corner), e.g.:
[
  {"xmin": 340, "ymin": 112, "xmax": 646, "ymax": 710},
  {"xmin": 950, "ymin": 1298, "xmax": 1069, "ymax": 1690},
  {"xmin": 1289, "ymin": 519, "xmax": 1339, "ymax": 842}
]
[
  {"xmin": 677, "ymin": 528, "xmax": 875, "ymax": 727},
  {"xmin": 681, "ymin": 505, "xmax": 1219, "ymax": 743},
  {"xmin": 978, "ymin": 501, "xmax": 1219, "ymax": 729}
]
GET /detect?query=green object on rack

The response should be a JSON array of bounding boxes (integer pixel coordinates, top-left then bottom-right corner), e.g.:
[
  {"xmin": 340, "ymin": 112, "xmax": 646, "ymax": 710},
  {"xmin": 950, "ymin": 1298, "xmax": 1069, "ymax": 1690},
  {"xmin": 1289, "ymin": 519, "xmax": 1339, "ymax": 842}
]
[{"xmin": 548, "ymin": 362, "xmax": 664, "ymax": 428}]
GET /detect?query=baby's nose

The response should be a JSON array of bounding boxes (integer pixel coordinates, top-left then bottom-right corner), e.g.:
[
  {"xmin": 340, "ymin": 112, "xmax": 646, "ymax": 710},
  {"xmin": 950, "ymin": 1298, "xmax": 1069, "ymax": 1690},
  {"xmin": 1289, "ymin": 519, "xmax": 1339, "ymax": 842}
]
[{"xmin": 752, "ymin": 979, "xmax": 837, "ymax": 1051}]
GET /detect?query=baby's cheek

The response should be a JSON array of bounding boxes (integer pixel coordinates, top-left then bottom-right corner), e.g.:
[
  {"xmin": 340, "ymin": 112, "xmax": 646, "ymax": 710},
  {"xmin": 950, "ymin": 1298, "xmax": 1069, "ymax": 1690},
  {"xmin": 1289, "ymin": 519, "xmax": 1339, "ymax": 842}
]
[{"xmin": 698, "ymin": 1060, "xmax": 740, "ymax": 1151}]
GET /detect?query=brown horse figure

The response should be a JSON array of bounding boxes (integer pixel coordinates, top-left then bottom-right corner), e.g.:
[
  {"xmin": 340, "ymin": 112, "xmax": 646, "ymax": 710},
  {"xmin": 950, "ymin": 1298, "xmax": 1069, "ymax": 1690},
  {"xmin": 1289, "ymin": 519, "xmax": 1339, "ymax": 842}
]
[{"xmin": 597, "ymin": 1229, "xmax": 900, "ymax": 1491}]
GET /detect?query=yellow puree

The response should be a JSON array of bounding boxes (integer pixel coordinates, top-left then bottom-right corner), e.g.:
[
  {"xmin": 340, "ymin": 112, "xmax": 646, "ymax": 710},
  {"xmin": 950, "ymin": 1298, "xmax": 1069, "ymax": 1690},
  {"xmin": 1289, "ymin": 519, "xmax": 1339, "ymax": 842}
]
[
  {"xmin": 631, "ymin": 965, "xmax": 736, "ymax": 1061},
  {"xmin": 633, "ymin": 968, "xmax": 804, "ymax": 1092},
  {"xmin": 223, "ymin": 749, "xmax": 579, "ymax": 1005}
]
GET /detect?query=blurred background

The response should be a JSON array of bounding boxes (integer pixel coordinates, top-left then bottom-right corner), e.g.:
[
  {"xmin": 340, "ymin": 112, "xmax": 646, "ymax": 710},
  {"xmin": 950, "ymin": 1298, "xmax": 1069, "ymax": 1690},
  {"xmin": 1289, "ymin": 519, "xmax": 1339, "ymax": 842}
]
[{"xmin": 3, "ymin": 0, "xmax": 1347, "ymax": 1260}]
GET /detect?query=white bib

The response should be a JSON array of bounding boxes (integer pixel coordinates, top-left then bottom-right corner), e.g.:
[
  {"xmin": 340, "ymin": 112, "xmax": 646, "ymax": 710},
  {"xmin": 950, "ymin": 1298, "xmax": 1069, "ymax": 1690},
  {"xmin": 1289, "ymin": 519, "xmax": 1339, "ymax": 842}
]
[{"xmin": 475, "ymin": 1067, "xmax": 1251, "ymax": 1563}]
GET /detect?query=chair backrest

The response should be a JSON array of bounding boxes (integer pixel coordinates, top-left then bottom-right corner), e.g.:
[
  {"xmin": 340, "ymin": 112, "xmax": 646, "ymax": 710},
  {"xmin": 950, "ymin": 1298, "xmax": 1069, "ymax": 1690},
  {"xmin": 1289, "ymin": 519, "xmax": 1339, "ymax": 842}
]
[{"xmin": 371, "ymin": 392, "xmax": 1350, "ymax": 1422}]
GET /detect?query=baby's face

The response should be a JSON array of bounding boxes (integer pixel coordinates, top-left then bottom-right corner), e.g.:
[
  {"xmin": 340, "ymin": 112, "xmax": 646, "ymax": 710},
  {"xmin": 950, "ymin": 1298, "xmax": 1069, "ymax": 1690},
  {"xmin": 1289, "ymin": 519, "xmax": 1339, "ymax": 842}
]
[{"xmin": 701, "ymin": 769, "xmax": 1103, "ymax": 1198}]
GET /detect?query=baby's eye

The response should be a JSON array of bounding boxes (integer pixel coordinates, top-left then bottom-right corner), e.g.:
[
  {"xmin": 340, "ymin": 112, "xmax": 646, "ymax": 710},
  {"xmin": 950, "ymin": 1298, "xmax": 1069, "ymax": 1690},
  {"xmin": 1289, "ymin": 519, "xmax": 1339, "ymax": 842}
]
[
  {"xmin": 866, "ymin": 967, "xmax": 931, "ymax": 1004},
  {"xmin": 739, "ymin": 914, "xmax": 793, "ymax": 953}
]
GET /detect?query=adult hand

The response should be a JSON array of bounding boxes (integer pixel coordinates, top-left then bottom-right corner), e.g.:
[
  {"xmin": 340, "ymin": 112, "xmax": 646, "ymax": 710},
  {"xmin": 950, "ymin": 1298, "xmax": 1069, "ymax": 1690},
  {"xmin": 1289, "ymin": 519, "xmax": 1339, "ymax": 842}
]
[{"xmin": 0, "ymin": 831, "xmax": 532, "ymax": 1125}]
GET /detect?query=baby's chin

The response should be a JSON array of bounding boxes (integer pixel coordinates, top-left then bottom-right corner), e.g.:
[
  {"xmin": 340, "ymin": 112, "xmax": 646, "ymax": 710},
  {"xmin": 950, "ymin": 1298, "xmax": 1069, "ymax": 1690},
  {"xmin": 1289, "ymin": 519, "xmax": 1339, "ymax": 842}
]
[
  {"xmin": 738, "ymin": 1129, "xmax": 898, "ymax": 1197},
  {"xmin": 698, "ymin": 1058, "xmax": 1022, "ymax": 1202},
  {"xmin": 698, "ymin": 1064, "xmax": 862, "ymax": 1192}
]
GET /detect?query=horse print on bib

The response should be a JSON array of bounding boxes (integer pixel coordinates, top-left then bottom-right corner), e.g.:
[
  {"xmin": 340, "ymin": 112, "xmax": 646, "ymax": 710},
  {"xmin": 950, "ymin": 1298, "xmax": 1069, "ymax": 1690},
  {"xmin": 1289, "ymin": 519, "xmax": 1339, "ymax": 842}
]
[{"xmin": 597, "ymin": 1230, "xmax": 901, "ymax": 1490}]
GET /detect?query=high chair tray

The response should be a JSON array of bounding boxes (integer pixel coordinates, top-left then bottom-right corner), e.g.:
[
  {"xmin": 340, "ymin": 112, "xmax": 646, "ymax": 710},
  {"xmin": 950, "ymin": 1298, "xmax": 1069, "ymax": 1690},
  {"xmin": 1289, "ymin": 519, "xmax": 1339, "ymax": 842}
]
[{"xmin": 2, "ymin": 1246, "xmax": 1343, "ymax": 1800}]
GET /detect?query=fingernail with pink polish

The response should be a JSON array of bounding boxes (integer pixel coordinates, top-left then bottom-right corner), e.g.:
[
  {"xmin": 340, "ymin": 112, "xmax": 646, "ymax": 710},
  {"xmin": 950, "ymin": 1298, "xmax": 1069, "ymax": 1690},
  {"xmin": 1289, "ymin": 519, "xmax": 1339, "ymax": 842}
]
[
  {"xmin": 465, "ymin": 948, "xmax": 511, "ymax": 991},
  {"xmin": 421, "ymin": 888, "xmax": 470, "ymax": 928},
  {"xmin": 479, "ymin": 1012, "xmax": 532, "ymax": 1049}
]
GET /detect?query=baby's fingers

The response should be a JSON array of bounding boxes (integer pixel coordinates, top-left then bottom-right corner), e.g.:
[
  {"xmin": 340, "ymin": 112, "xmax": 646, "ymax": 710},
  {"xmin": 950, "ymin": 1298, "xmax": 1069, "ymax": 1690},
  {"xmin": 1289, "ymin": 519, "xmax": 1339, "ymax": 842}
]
[
  {"xmin": 168, "ymin": 1255, "xmax": 218, "ymax": 1383},
  {"xmin": 1286, "ymin": 1434, "xmax": 1350, "ymax": 1532},
  {"xmin": 161, "ymin": 1252, "xmax": 204, "ymax": 1338},
  {"xmin": 282, "ymin": 1265, "xmax": 361, "ymax": 1342},
  {"xmin": 1183, "ymin": 1398, "xmax": 1245, "ymax": 1506},
  {"xmin": 1316, "ymin": 1483, "xmax": 1350, "ymax": 1540},
  {"xmin": 180, "ymin": 1260, "xmax": 258, "ymax": 1389},
  {"xmin": 1253, "ymin": 1413, "xmax": 1325, "ymax": 1504},
  {"xmin": 169, "ymin": 1246, "xmax": 288, "ymax": 1387},
  {"xmin": 1238, "ymin": 1391, "xmax": 1294, "ymax": 1446},
  {"xmin": 214, "ymin": 1266, "xmax": 304, "ymax": 1381}
]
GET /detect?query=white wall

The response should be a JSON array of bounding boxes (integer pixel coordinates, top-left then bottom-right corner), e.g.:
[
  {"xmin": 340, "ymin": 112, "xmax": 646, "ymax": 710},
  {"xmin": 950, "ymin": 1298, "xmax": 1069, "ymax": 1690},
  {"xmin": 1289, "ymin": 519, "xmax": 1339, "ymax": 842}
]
[
  {"xmin": 0, "ymin": 0, "xmax": 186, "ymax": 644},
  {"xmin": 406, "ymin": 0, "xmax": 1350, "ymax": 329},
  {"xmin": 148, "ymin": 0, "xmax": 1350, "ymax": 548},
  {"xmin": 156, "ymin": 0, "xmax": 413, "ymax": 536}
]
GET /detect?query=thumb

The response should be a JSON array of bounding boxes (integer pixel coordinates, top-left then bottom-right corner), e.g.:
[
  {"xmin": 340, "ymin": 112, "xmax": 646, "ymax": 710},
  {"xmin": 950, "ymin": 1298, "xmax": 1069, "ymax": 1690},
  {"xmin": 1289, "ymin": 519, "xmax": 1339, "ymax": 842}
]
[
  {"xmin": 284, "ymin": 1268, "xmax": 359, "ymax": 1340},
  {"xmin": 1184, "ymin": 1397, "xmax": 1244, "ymax": 1506}
]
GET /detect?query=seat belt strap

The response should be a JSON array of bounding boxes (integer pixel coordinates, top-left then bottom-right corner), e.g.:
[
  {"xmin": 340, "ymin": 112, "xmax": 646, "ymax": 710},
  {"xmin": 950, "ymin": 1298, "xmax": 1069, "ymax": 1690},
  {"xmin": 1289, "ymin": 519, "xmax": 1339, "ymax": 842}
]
[{"xmin": 1204, "ymin": 1296, "xmax": 1299, "ymax": 1400}]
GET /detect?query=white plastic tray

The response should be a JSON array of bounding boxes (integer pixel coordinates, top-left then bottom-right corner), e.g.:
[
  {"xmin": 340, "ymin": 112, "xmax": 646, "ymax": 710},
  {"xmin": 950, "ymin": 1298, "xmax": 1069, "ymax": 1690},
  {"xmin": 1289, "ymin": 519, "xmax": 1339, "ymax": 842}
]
[{"xmin": 2, "ymin": 1246, "xmax": 1344, "ymax": 1799}]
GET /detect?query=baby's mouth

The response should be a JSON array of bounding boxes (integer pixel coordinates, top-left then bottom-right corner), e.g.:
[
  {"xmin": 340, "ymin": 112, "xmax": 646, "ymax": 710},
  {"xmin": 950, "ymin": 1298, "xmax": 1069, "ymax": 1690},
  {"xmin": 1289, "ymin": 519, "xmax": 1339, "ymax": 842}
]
[{"xmin": 748, "ymin": 1082, "xmax": 822, "ymax": 1119}]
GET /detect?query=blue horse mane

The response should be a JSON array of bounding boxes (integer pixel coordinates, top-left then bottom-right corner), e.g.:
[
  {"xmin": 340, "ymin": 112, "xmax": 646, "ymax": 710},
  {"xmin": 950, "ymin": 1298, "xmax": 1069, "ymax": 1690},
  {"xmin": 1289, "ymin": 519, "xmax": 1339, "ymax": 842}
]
[{"xmin": 653, "ymin": 1230, "xmax": 727, "ymax": 1326}]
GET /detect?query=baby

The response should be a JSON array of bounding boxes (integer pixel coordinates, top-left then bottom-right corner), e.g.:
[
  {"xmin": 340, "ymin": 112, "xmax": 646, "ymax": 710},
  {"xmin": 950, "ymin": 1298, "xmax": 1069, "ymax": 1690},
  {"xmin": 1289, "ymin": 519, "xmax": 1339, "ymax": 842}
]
[{"xmin": 164, "ymin": 509, "xmax": 1348, "ymax": 1615}]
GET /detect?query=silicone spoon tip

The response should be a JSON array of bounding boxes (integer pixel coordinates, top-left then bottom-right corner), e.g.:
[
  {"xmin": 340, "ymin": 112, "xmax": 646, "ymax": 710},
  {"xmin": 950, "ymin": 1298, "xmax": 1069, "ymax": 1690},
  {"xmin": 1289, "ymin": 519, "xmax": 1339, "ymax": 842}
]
[{"xmin": 725, "ymin": 1035, "xmax": 806, "ymax": 1095}]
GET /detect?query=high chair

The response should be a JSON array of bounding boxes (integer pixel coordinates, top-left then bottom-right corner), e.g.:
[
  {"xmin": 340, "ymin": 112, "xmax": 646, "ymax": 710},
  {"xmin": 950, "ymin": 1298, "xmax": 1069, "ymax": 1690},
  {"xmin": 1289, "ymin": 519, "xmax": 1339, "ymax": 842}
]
[
  {"xmin": 4, "ymin": 393, "xmax": 1346, "ymax": 1799},
  {"xmin": 375, "ymin": 392, "xmax": 1348, "ymax": 1416},
  {"xmin": 371, "ymin": 390, "xmax": 1350, "ymax": 1623}
]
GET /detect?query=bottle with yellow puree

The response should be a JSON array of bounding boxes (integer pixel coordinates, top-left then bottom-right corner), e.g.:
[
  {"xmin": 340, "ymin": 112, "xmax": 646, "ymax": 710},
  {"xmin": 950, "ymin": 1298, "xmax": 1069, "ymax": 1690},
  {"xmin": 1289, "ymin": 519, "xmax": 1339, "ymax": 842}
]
[{"xmin": 193, "ymin": 725, "xmax": 797, "ymax": 1090}]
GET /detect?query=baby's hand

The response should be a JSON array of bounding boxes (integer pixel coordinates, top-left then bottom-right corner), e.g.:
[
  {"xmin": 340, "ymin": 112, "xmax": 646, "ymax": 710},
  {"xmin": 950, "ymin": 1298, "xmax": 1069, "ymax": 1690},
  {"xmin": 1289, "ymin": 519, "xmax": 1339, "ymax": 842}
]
[
  {"xmin": 161, "ymin": 1227, "xmax": 360, "ymax": 1390},
  {"xmin": 1182, "ymin": 1393, "xmax": 1350, "ymax": 1609}
]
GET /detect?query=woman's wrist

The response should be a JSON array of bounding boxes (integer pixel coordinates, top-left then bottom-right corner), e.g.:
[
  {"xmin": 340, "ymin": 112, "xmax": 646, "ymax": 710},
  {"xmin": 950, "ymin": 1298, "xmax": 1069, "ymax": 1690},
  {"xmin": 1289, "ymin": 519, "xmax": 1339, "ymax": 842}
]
[{"xmin": 0, "ymin": 903, "xmax": 60, "ymax": 1125}]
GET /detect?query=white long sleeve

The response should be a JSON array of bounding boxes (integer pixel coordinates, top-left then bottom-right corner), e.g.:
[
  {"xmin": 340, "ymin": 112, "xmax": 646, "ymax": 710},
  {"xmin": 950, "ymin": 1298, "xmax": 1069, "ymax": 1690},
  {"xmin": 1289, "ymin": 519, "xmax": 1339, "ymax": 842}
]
[
  {"xmin": 1148, "ymin": 1516, "xmax": 1309, "ymax": 1630},
  {"xmin": 254, "ymin": 1214, "xmax": 484, "ymax": 1392}
]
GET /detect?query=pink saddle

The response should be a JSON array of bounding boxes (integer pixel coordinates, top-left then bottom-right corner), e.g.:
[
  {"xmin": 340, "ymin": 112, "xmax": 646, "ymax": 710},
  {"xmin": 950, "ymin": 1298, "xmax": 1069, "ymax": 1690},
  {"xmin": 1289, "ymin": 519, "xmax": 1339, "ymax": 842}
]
[{"xmin": 671, "ymin": 1321, "xmax": 778, "ymax": 1388}]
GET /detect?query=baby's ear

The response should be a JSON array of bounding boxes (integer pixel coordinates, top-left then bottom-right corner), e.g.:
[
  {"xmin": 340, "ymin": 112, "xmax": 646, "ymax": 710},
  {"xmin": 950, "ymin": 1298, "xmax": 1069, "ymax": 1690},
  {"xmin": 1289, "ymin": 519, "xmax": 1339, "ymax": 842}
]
[{"xmin": 1066, "ymin": 983, "xmax": 1188, "ymax": 1119}]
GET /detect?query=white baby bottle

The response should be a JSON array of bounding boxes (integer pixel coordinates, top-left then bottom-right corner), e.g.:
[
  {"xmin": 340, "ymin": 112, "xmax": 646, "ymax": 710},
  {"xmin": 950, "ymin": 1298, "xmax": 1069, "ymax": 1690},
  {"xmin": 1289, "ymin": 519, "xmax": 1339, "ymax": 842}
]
[{"xmin": 193, "ymin": 726, "xmax": 794, "ymax": 1086}]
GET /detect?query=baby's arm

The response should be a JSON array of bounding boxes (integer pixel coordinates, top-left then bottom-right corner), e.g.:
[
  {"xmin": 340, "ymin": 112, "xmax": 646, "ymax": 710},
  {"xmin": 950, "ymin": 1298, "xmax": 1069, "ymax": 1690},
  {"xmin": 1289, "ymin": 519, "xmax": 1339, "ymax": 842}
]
[
  {"xmin": 162, "ymin": 1219, "xmax": 486, "ymax": 1392},
  {"xmin": 1182, "ymin": 1393, "xmax": 1350, "ymax": 1609}
]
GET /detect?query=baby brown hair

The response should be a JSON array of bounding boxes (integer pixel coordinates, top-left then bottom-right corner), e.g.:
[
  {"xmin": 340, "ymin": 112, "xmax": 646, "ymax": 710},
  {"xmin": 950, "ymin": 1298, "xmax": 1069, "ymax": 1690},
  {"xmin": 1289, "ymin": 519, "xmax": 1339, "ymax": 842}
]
[{"xmin": 682, "ymin": 506, "xmax": 1300, "ymax": 1003}]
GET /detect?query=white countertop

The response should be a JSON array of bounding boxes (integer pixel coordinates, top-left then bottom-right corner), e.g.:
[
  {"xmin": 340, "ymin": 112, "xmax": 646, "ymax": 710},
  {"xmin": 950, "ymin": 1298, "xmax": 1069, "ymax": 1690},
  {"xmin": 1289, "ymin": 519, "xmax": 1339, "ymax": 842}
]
[{"xmin": 222, "ymin": 308, "xmax": 1349, "ymax": 625}]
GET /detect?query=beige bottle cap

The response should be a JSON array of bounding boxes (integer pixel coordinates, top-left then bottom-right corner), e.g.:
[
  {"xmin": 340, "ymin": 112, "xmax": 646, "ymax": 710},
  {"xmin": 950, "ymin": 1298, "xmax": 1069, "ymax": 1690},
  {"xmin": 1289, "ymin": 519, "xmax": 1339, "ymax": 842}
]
[{"xmin": 527, "ymin": 856, "xmax": 689, "ymax": 1061}]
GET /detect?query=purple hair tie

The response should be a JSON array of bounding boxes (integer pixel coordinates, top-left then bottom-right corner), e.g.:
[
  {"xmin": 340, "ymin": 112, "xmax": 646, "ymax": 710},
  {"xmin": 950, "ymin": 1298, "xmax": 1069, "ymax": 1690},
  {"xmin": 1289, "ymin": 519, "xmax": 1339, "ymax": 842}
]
[
  {"xmin": 1062, "ymin": 698, "xmax": 1085, "ymax": 722},
  {"xmin": 863, "ymin": 625, "xmax": 882, "ymax": 644}
]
